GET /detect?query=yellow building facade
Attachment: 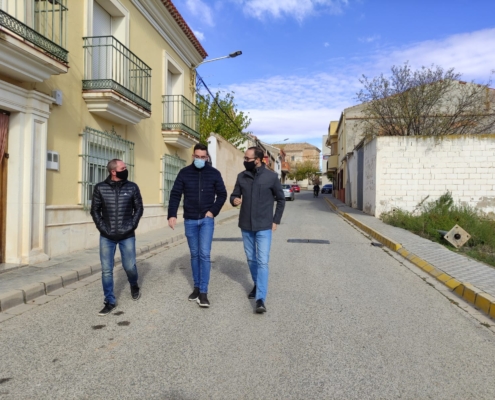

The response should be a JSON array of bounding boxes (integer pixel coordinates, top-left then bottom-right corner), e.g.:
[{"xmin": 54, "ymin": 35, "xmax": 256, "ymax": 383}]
[{"xmin": 0, "ymin": 0, "xmax": 206, "ymax": 264}]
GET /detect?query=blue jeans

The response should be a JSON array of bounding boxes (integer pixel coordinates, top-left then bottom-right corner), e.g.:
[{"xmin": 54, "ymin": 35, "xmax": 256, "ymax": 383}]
[
  {"xmin": 100, "ymin": 236, "xmax": 138, "ymax": 305},
  {"xmin": 184, "ymin": 217, "xmax": 215, "ymax": 293},
  {"xmin": 241, "ymin": 229, "xmax": 272, "ymax": 302}
]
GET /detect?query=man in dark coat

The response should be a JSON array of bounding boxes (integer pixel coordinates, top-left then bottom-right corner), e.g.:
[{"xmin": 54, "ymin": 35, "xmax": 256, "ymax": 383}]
[
  {"xmin": 168, "ymin": 143, "xmax": 227, "ymax": 308},
  {"xmin": 230, "ymin": 147, "xmax": 285, "ymax": 313},
  {"xmin": 91, "ymin": 159, "xmax": 144, "ymax": 316}
]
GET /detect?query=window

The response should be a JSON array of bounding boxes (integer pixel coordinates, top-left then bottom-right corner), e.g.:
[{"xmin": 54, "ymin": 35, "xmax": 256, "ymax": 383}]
[
  {"xmin": 161, "ymin": 154, "xmax": 185, "ymax": 207},
  {"xmin": 80, "ymin": 127, "xmax": 134, "ymax": 209},
  {"xmin": 291, "ymin": 156, "xmax": 295, "ymax": 161}
]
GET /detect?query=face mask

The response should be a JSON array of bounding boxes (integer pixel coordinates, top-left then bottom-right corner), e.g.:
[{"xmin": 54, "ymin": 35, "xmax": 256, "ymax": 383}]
[
  {"xmin": 194, "ymin": 158, "xmax": 206, "ymax": 169},
  {"xmin": 244, "ymin": 161, "xmax": 256, "ymax": 171},
  {"xmin": 115, "ymin": 169, "xmax": 128, "ymax": 181}
]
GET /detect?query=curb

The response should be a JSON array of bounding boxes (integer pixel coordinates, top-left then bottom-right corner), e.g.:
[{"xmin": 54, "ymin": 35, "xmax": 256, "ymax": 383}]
[
  {"xmin": 0, "ymin": 232, "xmax": 186, "ymax": 313},
  {"xmin": 324, "ymin": 197, "xmax": 495, "ymax": 320},
  {"xmin": 0, "ymin": 211, "xmax": 240, "ymax": 315}
]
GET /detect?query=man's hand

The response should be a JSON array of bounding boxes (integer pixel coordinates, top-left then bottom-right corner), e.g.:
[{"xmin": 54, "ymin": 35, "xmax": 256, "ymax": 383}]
[
  {"xmin": 205, "ymin": 211, "xmax": 214, "ymax": 218},
  {"xmin": 233, "ymin": 198, "xmax": 242, "ymax": 206},
  {"xmin": 168, "ymin": 217, "xmax": 177, "ymax": 230},
  {"xmin": 272, "ymin": 223, "xmax": 277, "ymax": 232}
]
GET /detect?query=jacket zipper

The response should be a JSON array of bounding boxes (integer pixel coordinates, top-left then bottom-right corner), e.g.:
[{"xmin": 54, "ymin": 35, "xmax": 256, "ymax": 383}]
[
  {"xmin": 198, "ymin": 171, "xmax": 202, "ymax": 219},
  {"xmin": 115, "ymin": 183, "xmax": 119, "ymax": 232}
]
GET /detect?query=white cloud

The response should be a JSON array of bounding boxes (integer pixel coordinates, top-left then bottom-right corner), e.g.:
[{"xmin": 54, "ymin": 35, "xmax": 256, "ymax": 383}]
[
  {"xmin": 378, "ymin": 28, "xmax": 495, "ymax": 81},
  {"xmin": 358, "ymin": 34, "xmax": 380, "ymax": 43},
  {"xmin": 324, "ymin": 42, "xmax": 330, "ymax": 47},
  {"xmin": 214, "ymin": 28, "xmax": 495, "ymax": 144},
  {"xmin": 237, "ymin": 0, "xmax": 348, "ymax": 22},
  {"xmin": 186, "ymin": 0, "xmax": 214, "ymax": 26},
  {"xmin": 193, "ymin": 30, "xmax": 205, "ymax": 41}
]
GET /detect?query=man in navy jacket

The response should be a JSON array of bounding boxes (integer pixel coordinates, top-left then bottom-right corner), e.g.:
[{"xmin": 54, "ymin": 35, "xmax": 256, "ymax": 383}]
[{"xmin": 168, "ymin": 143, "xmax": 227, "ymax": 307}]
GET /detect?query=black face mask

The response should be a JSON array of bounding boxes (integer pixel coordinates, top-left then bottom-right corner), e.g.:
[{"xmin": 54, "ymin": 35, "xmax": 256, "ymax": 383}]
[
  {"xmin": 115, "ymin": 169, "xmax": 128, "ymax": 181},
  {"xmin": 244, "ymin": 161, "xmax": 256, "ymax": 171}
]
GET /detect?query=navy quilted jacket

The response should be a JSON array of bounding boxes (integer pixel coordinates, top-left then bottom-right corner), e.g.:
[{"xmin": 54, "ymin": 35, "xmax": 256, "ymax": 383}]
[
  {"xmin": 90, "ymin": 177, "xmax": 144, "ymax": 241},
  {"xmin": 167, "ymin": 163, "xmax": 227, "ymax": 220}
]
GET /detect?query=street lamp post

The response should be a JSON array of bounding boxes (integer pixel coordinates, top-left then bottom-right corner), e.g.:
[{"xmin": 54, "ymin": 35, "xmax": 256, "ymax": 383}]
[{"xmin": 196, "ymin": 51, "xmax": 242, "ymax": 67}]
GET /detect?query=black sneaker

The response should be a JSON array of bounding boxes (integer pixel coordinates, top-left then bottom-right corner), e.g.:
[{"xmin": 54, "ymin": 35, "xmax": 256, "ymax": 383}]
[
  {"xmin": 131, "ymin": 285, "xmax": 141, "ymax": 301},
  {"xmin": 188, "ymin": 287, "xmax": 200, "ymax": 301},
  {"xmin": 248, "ymin": 285, "xmax": 256, "ymax": 299},
  {"xmin": 256, "ymin": 299, "xmax": 266, "ymax": 314},
  {"xmin": 98, "ymin": 303, "xmax": 116, "ymax": 316},
  {"xmin": 197, "ymin": 293, "xmax": 210, "ymax": 308}
]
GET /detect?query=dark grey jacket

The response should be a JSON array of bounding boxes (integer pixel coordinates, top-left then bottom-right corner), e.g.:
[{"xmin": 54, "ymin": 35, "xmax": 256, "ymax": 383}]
[{"xmin": 230, "ymin": 165, "xmax": 285, "ymax": 231}]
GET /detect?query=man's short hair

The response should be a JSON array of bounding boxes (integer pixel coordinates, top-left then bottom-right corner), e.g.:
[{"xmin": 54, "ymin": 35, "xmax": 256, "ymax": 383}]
[
  {"xmin": 194, "ymin": 143, "xmax": 208, "ymax": 152},
  {"xmin": 248, "ymin": 147, "xmax": 264, "ymax": 161},
  {"xmin": 107, "ymin": 159, "xmax": 122, "ymax": 174}
]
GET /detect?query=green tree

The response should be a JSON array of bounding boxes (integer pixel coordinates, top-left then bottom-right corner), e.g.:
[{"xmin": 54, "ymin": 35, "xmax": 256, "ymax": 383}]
[
  {"xmin": 356, "ymin": 63, "xmax": 495, "ymax": 139},
  {"xmin": 288, "ymin": 160, "xmax": 320, "ymax": 184},
  {"xmin": 197, "ymin": 91, "xmax": 252, "ymax": 147}
]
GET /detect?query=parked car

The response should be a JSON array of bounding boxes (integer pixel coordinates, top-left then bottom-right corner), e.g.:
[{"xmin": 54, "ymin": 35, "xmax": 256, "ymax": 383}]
[
  {"xmin": 321, "ymin": 184, "xmax": 333, "ymax": 194},
  {"xmin": 291, "ymin": 184, "xmax": 300, "ymax": 193},
  {"xmin": 281, "ymin": 184, "xmax": 295, "ymax": 201}
]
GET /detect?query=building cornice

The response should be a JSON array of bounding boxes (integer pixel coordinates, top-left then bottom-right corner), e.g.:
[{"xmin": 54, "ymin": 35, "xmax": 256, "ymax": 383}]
[{"xmin": 131, "ymin": 0, "xmax": 206, "ymax": 68}]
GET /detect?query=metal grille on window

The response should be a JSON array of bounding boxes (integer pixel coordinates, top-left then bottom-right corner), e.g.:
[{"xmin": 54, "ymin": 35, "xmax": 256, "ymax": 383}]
[
  {"xmin": 161, "ymin": 154, "xmax": 186, "ymax": 207},
  {"xmin": 80, "ymin": 127, "xmax": 134, "ymax": 210}
]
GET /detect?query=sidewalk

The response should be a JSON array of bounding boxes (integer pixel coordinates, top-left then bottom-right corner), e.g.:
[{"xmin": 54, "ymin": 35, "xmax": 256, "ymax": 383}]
[
  {"xmin": 0, "ymin": 208, "xmax": 240, "ymax": 315},
  {"xmin": 324, "ymin": 196, "xmax": 495, "ymax": 319}
]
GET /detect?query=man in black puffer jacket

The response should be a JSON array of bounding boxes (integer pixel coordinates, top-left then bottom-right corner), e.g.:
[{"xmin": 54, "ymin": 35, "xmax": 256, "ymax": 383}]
[
  {"xmin": 91, "ymin": 159, "xmax": 143, "ymax": 316},
  {"xmin": 168, "ymin": 143, "xmax": 227, "ymax": 308}
]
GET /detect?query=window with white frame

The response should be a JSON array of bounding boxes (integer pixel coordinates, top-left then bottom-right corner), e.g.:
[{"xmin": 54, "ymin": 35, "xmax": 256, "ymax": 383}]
[
  {"xmin": 161, "ymin": 154, "xmax": 185, "ymax": 207},
  {"xmin": 80, "ymin": 127, "xmax": 134, "ymax": 209}
]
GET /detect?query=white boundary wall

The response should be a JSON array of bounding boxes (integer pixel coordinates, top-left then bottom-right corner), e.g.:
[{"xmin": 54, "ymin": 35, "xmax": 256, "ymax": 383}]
[{"xmin": 361, "ymin": 135, "xmax": 495, "ymax": 218}]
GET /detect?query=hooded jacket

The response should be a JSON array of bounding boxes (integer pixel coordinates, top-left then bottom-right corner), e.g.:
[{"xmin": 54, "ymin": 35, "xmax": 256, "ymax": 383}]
[{"xmin": 90, "ymin": 176, "xmax": 144, "ymax": 241}]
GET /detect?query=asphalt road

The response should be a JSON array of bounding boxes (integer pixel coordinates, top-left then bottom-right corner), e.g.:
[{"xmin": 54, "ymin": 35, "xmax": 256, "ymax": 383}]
[{"xmin": 1, "ymin": 191, "xmax": 495, "ymax": 399}]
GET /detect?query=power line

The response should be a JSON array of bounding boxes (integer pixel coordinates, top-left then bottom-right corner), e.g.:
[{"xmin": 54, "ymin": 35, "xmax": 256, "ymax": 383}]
[{"xmin": 195, "ymin": 72, "xmax": 252, "ymax": 141}]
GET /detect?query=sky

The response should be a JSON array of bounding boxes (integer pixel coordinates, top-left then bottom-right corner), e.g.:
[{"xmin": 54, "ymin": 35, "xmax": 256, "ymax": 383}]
[{"xmin": 173, "ymin": 0, "xmax": 495, "ymax": 152}]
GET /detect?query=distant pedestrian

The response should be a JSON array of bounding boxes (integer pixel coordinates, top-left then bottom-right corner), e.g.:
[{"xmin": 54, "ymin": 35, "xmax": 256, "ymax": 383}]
[
  {"xmin": 231, "ymin": 147, "xmax": 285, "ymax": 313},
  {"xmin": 313, "ymin": 183, "xmax": 320, "ymax": 197},
  {"xmin": 168, "ymin": 143, "xmax": 227, "ymax": 308},
  {"xmin": 90, "ymin": 159, "xmax": 144, "ymax": 316}
]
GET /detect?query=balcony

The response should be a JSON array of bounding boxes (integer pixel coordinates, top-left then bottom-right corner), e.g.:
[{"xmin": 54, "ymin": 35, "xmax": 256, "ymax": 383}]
[
  {"xmin": 82, "ymin": 36, "xmax": 151, "ymax": 125},
  {"xmin": 162, "ymin": 95, "xmax": 200, "ymax": 148},
  {"xmin": 327, "ymin": 154, "xmax": 338, "ymax": 171},
  {"xmin": 281, "ymin": 161, "xmax": 291, "ymax": 172},
  {"xmin": 0, "ymin": 1, "xmax": 69, "ymax": 82}
]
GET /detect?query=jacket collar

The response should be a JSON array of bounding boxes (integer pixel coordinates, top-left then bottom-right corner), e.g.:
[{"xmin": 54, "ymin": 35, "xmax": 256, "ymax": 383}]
[
  {"xmin": 105, "ymin": 175, "xmax": 126, "ymax": 187},
  {"xmin": 243, "ymin": 163, "xmax": 265, "ymax": 178}
]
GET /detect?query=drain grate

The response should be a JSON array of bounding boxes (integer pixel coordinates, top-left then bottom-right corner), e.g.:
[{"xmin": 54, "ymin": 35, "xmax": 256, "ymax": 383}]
[
  {"xmin": 287, "ymin": 239, "xmax": 330, "ymax": 244},
  {"xmin": 213, "ymin": 238, "xmax": 243, "ymax": 242}
]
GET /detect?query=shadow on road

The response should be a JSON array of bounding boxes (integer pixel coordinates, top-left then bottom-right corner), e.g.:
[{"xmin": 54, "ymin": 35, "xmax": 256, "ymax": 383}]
[{"xmin": 213, "ymin": 255, "xmax": 252, "ymax": 292}]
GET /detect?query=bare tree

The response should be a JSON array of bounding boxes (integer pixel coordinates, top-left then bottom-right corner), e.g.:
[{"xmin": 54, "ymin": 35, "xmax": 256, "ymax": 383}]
[{"xmin": 356, "ymin": 63, "xmax": 495, "ymax": 138}]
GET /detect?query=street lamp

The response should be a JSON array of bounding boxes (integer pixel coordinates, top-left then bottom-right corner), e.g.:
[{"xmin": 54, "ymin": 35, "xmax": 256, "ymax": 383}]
[{"xmin": 196, "ymin": 51, "xmax": 242, "ymax": 66}]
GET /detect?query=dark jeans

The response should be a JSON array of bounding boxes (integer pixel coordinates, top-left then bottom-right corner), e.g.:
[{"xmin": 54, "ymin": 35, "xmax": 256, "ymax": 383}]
[{"xmin": 100, "ymin": 236, "xmax": 138, "ymax": 305}]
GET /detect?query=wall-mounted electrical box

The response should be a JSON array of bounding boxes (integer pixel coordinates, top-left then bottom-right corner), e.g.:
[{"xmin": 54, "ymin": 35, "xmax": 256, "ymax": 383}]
[
  {"xmin": 47, "ymin": 151, "xmax": 59, "ymax": 171},
  {"xmin": 52, "ymin": 90, "xmax": 62, "ymax": 106}
]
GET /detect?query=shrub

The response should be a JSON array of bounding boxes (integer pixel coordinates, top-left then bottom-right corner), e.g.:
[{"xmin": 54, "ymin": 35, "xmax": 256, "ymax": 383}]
[{"xmin": 381, "ymin": 192, "xmax": 495, "ymax": 267}]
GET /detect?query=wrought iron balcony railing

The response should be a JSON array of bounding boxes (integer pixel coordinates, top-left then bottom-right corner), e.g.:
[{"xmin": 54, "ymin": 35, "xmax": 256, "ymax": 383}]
[
  {"xmin": 83, "ymin": 36, "xmax": 152, "ymax": 112},
  {"xmin": 162, "ymin": 95, "xmax": 200, "ymax": 139},
  {"xmin": 0, "ymin": 0, "xmax": 68, "ymax": 63}
]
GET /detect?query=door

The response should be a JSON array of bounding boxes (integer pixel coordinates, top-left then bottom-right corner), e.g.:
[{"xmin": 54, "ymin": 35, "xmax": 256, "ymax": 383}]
[
  {"xmin": 357, "ymin": 147, "xmax": 364, "ymax": 211},
  {"xmin": 92, "ymin": 1, "xmax": 112, "ymax": 80},
  {"xmin": 0, "ymin": 111, "xmax": 9, "ymax": 264}
]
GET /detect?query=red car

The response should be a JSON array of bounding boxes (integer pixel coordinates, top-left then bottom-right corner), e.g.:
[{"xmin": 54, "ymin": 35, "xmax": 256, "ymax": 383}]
[{"xmin": 291, "ymin": 185, "xmax": 300, "ymax": 193}]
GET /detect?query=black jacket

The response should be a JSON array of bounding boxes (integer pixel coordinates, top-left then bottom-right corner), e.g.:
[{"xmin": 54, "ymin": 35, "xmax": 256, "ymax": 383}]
[
  {"xmin": 230, "ymin": 165, "xmax": 285, "ymax": 231},
  {"xmin": 90, "ymin": 177, "xmax": 144, "ymax": 241},
  {"xmin": 168, "ymin": 163, "xmax": 227, "ymax": 220}
]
